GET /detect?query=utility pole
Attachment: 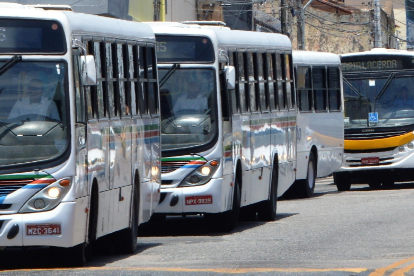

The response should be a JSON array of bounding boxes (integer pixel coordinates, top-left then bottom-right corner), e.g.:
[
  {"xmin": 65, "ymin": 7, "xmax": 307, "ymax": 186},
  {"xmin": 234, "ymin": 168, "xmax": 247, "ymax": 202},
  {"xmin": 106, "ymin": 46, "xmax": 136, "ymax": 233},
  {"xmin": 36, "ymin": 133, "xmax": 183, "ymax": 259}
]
[
  {"xmin": 373, "ymin": 0, "xmax": 382, "ymax": 47},
  {"xmin": 281, "ymin": 0, "xmax": 287, "ymax": 35},
  {"xmin": 297, "ymin": 0, "xmax": 314, "ymax": 50}
]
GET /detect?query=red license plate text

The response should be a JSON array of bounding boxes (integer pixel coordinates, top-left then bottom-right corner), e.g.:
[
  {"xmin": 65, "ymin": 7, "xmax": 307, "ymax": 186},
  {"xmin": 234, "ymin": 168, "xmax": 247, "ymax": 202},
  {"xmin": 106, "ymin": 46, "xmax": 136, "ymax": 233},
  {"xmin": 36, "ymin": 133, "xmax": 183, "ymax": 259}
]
[
  {"xmin": 361, "ymin": 157, "xmax": 379, "ymax": 164},
  {"xmin": 185, "ymin": 195, "xmax": 213, "ymax": 205},
  {"xmin": 26, "ymin": 224, "xmax": 61, "ymax": 235}
]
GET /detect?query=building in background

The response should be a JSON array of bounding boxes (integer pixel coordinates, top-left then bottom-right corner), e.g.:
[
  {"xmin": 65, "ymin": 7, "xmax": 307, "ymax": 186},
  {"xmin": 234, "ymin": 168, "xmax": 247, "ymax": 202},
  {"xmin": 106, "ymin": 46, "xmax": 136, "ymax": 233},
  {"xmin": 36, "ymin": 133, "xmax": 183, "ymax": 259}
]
[{"xmin": 2, "ymin": 0, "xmax": 400, "ymax": 52}]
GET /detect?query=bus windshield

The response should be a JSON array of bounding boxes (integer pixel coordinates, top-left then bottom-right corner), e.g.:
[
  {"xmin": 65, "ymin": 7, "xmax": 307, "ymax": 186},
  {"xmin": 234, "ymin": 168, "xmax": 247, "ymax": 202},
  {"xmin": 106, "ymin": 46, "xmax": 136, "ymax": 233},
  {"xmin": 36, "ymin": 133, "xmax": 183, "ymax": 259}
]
[
  {"xmin": 343, "ymin": 73, "xmax": 414, "ymax": 128},
  {"xmin": 0, "ymin": 60, "xmax": 68, "ymax": 166},
  {"xmin": 159, "ymin": 68, "xmax": 217, "ymax": 151}
]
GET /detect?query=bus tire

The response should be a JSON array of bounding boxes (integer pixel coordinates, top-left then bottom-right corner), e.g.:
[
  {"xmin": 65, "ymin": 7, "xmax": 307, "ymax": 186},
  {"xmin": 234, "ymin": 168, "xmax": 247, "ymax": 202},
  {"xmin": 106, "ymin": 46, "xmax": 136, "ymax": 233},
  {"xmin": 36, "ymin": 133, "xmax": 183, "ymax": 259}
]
[
  {"xmin": 334, "ymin": 172, "xmax": 351, "ymax": 191},
  {"xmin": 115, "ymin": 183, "xmax": 139, "ymax": 254},
  {"xmin": 207, "ymin": 177, "xmax": 241, "ymax": 232},
  {"xmin": 257, "ymin": 161, "xmax": 278, "ymax": 221}
]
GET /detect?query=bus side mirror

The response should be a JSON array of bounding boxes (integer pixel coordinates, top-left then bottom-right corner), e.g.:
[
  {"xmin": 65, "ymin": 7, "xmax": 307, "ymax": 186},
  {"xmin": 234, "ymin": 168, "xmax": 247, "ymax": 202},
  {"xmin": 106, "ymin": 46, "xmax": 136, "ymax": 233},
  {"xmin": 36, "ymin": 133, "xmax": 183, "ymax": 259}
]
[
  {"xmin": 80, "ymin": 55, "xmax": 97, "ymax": 86},
  {"xmin": 225, "ymin": 66, "xmax": 235, "ymax": 90}
]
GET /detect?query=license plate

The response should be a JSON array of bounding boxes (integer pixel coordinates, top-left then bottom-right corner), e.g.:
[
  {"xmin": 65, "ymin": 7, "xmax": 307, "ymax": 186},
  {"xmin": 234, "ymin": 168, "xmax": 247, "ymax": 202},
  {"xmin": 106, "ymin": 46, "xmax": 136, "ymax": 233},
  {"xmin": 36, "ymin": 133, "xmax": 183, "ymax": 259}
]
[
  {"xmin": 185, "ymin": 195, "xmax": 213, "ymax": 205},
  {"xmin": 26, "ymin": 224, "xmax": 61, "ymax": 235},
  {"xmin": 361, "ymin": 157, "xmax": 379, "ymax": 164}
]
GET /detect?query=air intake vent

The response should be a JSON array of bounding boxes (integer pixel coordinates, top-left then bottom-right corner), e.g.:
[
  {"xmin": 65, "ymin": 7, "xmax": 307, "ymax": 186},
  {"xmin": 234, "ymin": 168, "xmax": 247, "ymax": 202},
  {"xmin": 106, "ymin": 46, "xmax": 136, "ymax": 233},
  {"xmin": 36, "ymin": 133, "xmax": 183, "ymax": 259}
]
[
  {"xmin": 345, "ymin": 130, "xmax": 407, "ymax": 140},
  {"xmin": 161, "ymin": 160, "xmax": 190, "ymax": 174},
  {"xmin": 0, "ymin": 179, "xmax": 33, "ymax": 197}
]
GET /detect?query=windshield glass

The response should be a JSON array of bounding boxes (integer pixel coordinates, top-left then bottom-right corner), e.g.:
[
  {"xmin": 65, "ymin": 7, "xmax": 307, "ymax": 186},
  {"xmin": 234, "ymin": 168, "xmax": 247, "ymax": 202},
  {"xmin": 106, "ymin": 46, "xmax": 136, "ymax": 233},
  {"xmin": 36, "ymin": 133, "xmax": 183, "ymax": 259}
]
[
  {"xmin": 159, "ymin": 68, "xmax": 217, "ymax": 151},
  {"xmin": 0, "ymin": 61, "xmax": 68, "ymax": 166},
  {"xmin": 343, "ymin": 73, "xmax": 414, "ymax": 128}
]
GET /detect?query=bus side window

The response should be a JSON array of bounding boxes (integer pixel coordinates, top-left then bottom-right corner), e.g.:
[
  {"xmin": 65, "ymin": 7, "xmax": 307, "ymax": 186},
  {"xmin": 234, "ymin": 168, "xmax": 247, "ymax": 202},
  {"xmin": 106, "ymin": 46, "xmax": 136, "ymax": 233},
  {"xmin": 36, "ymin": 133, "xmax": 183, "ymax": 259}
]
[
  {"xmin": 94, "ymin": 41, "xmax": 106, "ymax": 119},
  {"xmin": 229, "ymin": 51, "xmax": 239, "ymax": 115},
  {"xmin": 313, "ymin": 67, "xmax": 327, "ymax": 111},
  {"xmin": 106, "ymin": 42, "xmax": 116, "ymax": 118},
  {"xmin": 265, "ymin": 53, "xmax": 276, "ymax": 111},
  {"xmin": 286, "ymin": 54, "xmax": 295, "ymax": 109},
  {"xmin": 73, "ymin": 53, "xmax": 86, "ymax": 123},
  {"xmin": 133, "ymin": 44, "xmax": 142, "ymax": 116},
  {"xmin": 237, "ymin": 52, "xmax": 248, "ymax": 113},
  {"xmin": 328, "ymin": 66, "xmax": 341, "ymax": 111},
  {"xmin": 126, "ymin": 44, "xmax": 136, "ymax": 116},
  {"xmin": 139, "ymin": 46, "xmax": 150, "ymax": 116},
  {"xmin": 296, "ymin": 66, "xmax": 312, "ymax": 111},
  {"xmin": 257, "ymin": 52, "xmax": 268, "ymax": 112},
  {"xmin": 276, "ymin": 54, "xmax": 284, "ymax": 110},
  {"xmin": 116, "ymin": 43, "xmax": 128, "ymax": 117},
  {"xmin": 247, "ymin": 52, "xmax": 257, "ymax": 112},
  {"xmin": 147, "ymin": 46, "xmax": 159, "ymax": 116}
]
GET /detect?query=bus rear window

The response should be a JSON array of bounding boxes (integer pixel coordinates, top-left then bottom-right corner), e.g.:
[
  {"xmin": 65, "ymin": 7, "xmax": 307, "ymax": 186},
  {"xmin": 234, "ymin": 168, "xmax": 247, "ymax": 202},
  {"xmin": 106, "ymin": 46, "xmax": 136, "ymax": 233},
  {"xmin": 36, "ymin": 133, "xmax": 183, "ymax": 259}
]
[
  {"xmin": 156, "ymin": 35, "xmax": 214, "ymax": 63},
  {"xmin": 0, "ymin": 19, "xmax": 66, "ymax": 54}
]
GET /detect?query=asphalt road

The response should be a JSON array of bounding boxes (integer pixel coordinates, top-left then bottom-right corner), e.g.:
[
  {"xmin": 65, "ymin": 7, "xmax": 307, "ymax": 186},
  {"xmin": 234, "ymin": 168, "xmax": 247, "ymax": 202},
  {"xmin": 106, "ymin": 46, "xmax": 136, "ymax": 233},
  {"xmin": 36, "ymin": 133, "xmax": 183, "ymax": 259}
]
[{"xmin": 2, "ymin": 178, "xmax": 414, "ymax": 276}]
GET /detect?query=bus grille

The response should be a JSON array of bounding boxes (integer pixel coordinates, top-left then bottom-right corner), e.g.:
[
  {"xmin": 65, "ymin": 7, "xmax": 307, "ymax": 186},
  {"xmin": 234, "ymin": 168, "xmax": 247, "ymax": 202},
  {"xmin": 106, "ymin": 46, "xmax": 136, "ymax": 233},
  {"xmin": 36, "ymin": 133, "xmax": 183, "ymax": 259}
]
[
  {"xmin": 345, "ymin": 130, "xmax": 407, "ymax": 140},
  {"xmin": 161, "ymin": 160, "xmax": 189, "ymax": 173},
  {"xmin": 0, "ymin": 179, "xmax": 33, "ymax": 197}
]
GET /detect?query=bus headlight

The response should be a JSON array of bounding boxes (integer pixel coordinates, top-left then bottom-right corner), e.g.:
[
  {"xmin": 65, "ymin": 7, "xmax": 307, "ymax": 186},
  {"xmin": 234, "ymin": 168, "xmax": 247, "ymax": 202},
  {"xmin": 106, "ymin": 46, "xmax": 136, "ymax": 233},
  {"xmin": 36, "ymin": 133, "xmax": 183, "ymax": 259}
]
[
  {"xmin": 179, "ymin": 160, "xmax": 219, "ymax": 187},
  {"xmin": 19, "ymin": 178, "xmax": 72, "ymax": 213}
]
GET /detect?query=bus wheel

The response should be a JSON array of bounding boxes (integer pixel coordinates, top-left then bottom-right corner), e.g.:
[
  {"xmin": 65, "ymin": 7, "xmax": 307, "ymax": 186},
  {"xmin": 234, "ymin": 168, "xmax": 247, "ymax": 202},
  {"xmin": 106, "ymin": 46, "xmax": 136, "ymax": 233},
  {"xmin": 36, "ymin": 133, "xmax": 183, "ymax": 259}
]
[
  {"xmin": 115, "ymin": 185, "xmax": 139, "ymax": 254},
  {"xmin": 258, "ymin": 162, "xmax": 278, "ymax": 221},
  {"xmin": 207, "ymin": 178, "xmax": 241, "ymax": 232},
  {"xmin": 334, "ymin": 172, "xmax": 351, "ymax": 191}
]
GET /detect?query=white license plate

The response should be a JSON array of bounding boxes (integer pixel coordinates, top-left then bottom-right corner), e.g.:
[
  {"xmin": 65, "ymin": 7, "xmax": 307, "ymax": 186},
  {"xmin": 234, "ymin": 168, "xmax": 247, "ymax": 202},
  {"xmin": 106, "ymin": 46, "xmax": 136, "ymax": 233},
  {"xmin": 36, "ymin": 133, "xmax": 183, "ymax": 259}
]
[{"xmin": 26, "ymin": 224, "xmax": 61, "ymax": 235}]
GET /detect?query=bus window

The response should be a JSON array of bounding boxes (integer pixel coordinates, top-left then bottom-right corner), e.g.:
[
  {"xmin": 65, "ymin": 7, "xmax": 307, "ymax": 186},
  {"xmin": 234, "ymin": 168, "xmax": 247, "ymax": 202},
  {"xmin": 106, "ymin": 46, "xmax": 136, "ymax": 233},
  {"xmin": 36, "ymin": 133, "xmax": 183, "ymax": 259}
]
[
  {"xmin": 139, "ymin": 46, "xmax": 149, "ymax": 115},
  {"xmin": 328, "ymin": 67, "xmax": 341, "ymax": 111},
  {"xmin": 276, "ymin": 54, "xmax": 285, "ymax": 110},
  {"xmin": 237, "ymin": 52, "xmax": 248, "ymax": 113},
  {"xmin": 296, "ymin": 66, "xmax": 312, "ymax": 111},
  {"xmin": 247, "ymin": 53, "xmax": 256, "ymax": 112},
  {"xmin": 229, "ymin": 51, "xmax": 239, "ymax": 114},
  {"xmin": 313, "ymin": 67, "xmax": 327, "ymax": 111}
]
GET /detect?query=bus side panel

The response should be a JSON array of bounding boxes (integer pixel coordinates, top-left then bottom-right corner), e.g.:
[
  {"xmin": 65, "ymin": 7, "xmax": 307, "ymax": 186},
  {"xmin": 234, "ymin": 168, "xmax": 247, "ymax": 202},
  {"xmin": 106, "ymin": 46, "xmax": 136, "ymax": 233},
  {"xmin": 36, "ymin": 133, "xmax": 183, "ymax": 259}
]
[
  {"xmin": 249, "ymin": 112, "xmax": 271, "ymax": 204},
  {"xmin": 111, "ymin": 186, "xmax": 132, "ymax": 232},
  {"xmin": 272, "ymin": 111, "xmax": 295, "ymax": 196}
]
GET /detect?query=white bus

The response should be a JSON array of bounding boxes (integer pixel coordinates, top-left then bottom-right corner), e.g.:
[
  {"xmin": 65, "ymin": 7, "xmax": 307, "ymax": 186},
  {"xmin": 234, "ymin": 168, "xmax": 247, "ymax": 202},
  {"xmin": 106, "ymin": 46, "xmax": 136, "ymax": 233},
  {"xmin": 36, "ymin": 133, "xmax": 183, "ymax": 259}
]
[
  {"xmin": 0, "ymin": 4, "xmax": 161, "ymax": 266},
  {"xmin": 284, "ymin": 51, "xmax": 344, "ymax": 198},
  {"xmin": 334, "ymin": 48, "xmax": 414, "ymax": 190},
  {"xmin": 146, "ymin": 21, "xmax": 296, "ymax": 231}
]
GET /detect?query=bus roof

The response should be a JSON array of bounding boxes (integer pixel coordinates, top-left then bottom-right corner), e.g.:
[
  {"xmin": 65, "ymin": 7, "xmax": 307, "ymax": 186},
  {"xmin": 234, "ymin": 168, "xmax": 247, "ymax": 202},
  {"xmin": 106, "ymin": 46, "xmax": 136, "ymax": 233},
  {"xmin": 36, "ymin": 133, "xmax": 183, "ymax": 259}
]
[
  {"xmin": 341, "ymin": 48, "xmax": 414, "ymax": 58},
  {"xmin": 293, "ymin": 50, "xmax": 340, "ymax": 65},
  {"xmin": 0, "ymin": 5, "xmax": 155, "ymax": 43},
  {"xmin": 146, "ymin": 21, "xmax": 291, "ymax": 51}
]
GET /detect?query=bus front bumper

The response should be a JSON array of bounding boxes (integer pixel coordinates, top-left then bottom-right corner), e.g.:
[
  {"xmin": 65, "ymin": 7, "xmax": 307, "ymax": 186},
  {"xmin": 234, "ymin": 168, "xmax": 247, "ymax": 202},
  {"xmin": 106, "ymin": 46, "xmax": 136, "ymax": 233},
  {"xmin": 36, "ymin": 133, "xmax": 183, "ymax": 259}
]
[
  {"xmin": 0, "ymin": 202, "xmax": 80, "ymax": 248},
  {"xmin": 155, "ymin": 178, "xmax": 230, "ymax": 214}
]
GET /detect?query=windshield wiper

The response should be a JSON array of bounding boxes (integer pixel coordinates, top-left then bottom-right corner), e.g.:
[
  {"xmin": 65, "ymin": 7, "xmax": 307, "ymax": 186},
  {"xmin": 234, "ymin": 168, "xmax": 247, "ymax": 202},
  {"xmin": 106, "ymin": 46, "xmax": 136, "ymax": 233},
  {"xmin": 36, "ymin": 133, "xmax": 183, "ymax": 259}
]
[
  {"xmin": 375, "ymin": 72, "xmax": 395, "ymax": 101},
  {"xmin": 0, "ymin": 55, "xmax": 22, "ymax": 77},
  {"xmin": 343, "ymin": 77, "xmax": 362, "ymax": 97},
  {"xmin": 159, "ymin": 64, "xmax": 180, "ymax": 88}
]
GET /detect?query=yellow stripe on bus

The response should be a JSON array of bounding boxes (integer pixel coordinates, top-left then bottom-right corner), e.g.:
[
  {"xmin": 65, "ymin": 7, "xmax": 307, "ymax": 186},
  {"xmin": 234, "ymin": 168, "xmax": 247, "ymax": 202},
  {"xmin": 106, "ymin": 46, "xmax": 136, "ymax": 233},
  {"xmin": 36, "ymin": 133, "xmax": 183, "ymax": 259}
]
[{"xmin": 345, "ymin": 132, "xmax": 414, "ymax": 150}]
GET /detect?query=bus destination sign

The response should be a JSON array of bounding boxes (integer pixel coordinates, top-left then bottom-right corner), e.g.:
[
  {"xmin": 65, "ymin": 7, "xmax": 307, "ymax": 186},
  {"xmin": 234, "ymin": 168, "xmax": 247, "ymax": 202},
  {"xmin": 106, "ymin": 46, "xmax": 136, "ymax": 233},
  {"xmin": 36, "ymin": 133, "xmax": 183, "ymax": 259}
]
[{"xmin": 342, "ymin": 59, "xmax": 402, "ymax": 72}]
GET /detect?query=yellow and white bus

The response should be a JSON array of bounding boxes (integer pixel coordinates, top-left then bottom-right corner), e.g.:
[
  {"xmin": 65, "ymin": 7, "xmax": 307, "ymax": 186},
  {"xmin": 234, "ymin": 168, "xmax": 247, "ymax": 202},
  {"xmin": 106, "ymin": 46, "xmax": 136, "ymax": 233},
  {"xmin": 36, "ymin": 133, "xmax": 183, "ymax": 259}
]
[
  {"xmin": 334, "ymin": 48, "xmax": 414, "ymax": 190},
  {"xmin": 146, "ymin": 21, "xmax": 296, "ymax": 231},
  {"xmin": 0, "ymin": 4, "xmax": 161, "ymax": 265}
]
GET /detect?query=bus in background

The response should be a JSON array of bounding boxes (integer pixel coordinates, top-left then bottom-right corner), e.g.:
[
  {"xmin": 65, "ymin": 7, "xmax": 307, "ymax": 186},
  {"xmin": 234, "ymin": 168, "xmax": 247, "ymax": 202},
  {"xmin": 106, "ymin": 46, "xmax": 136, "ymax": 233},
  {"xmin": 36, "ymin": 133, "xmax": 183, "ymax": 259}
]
[
  {"xmin": 284, "ymin": 51, "xmax": 344, "ymax": 198},
  {"xmin": 146, "ymin": 21, "xmax": 296, "ymax": 232},
  {"xmin": 334, "ymin": 48, "xmax": 414, "ymax": 191},
  {"xmin": 0, "ymin": 4, "xmax": 161, "ymax": 266}
]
